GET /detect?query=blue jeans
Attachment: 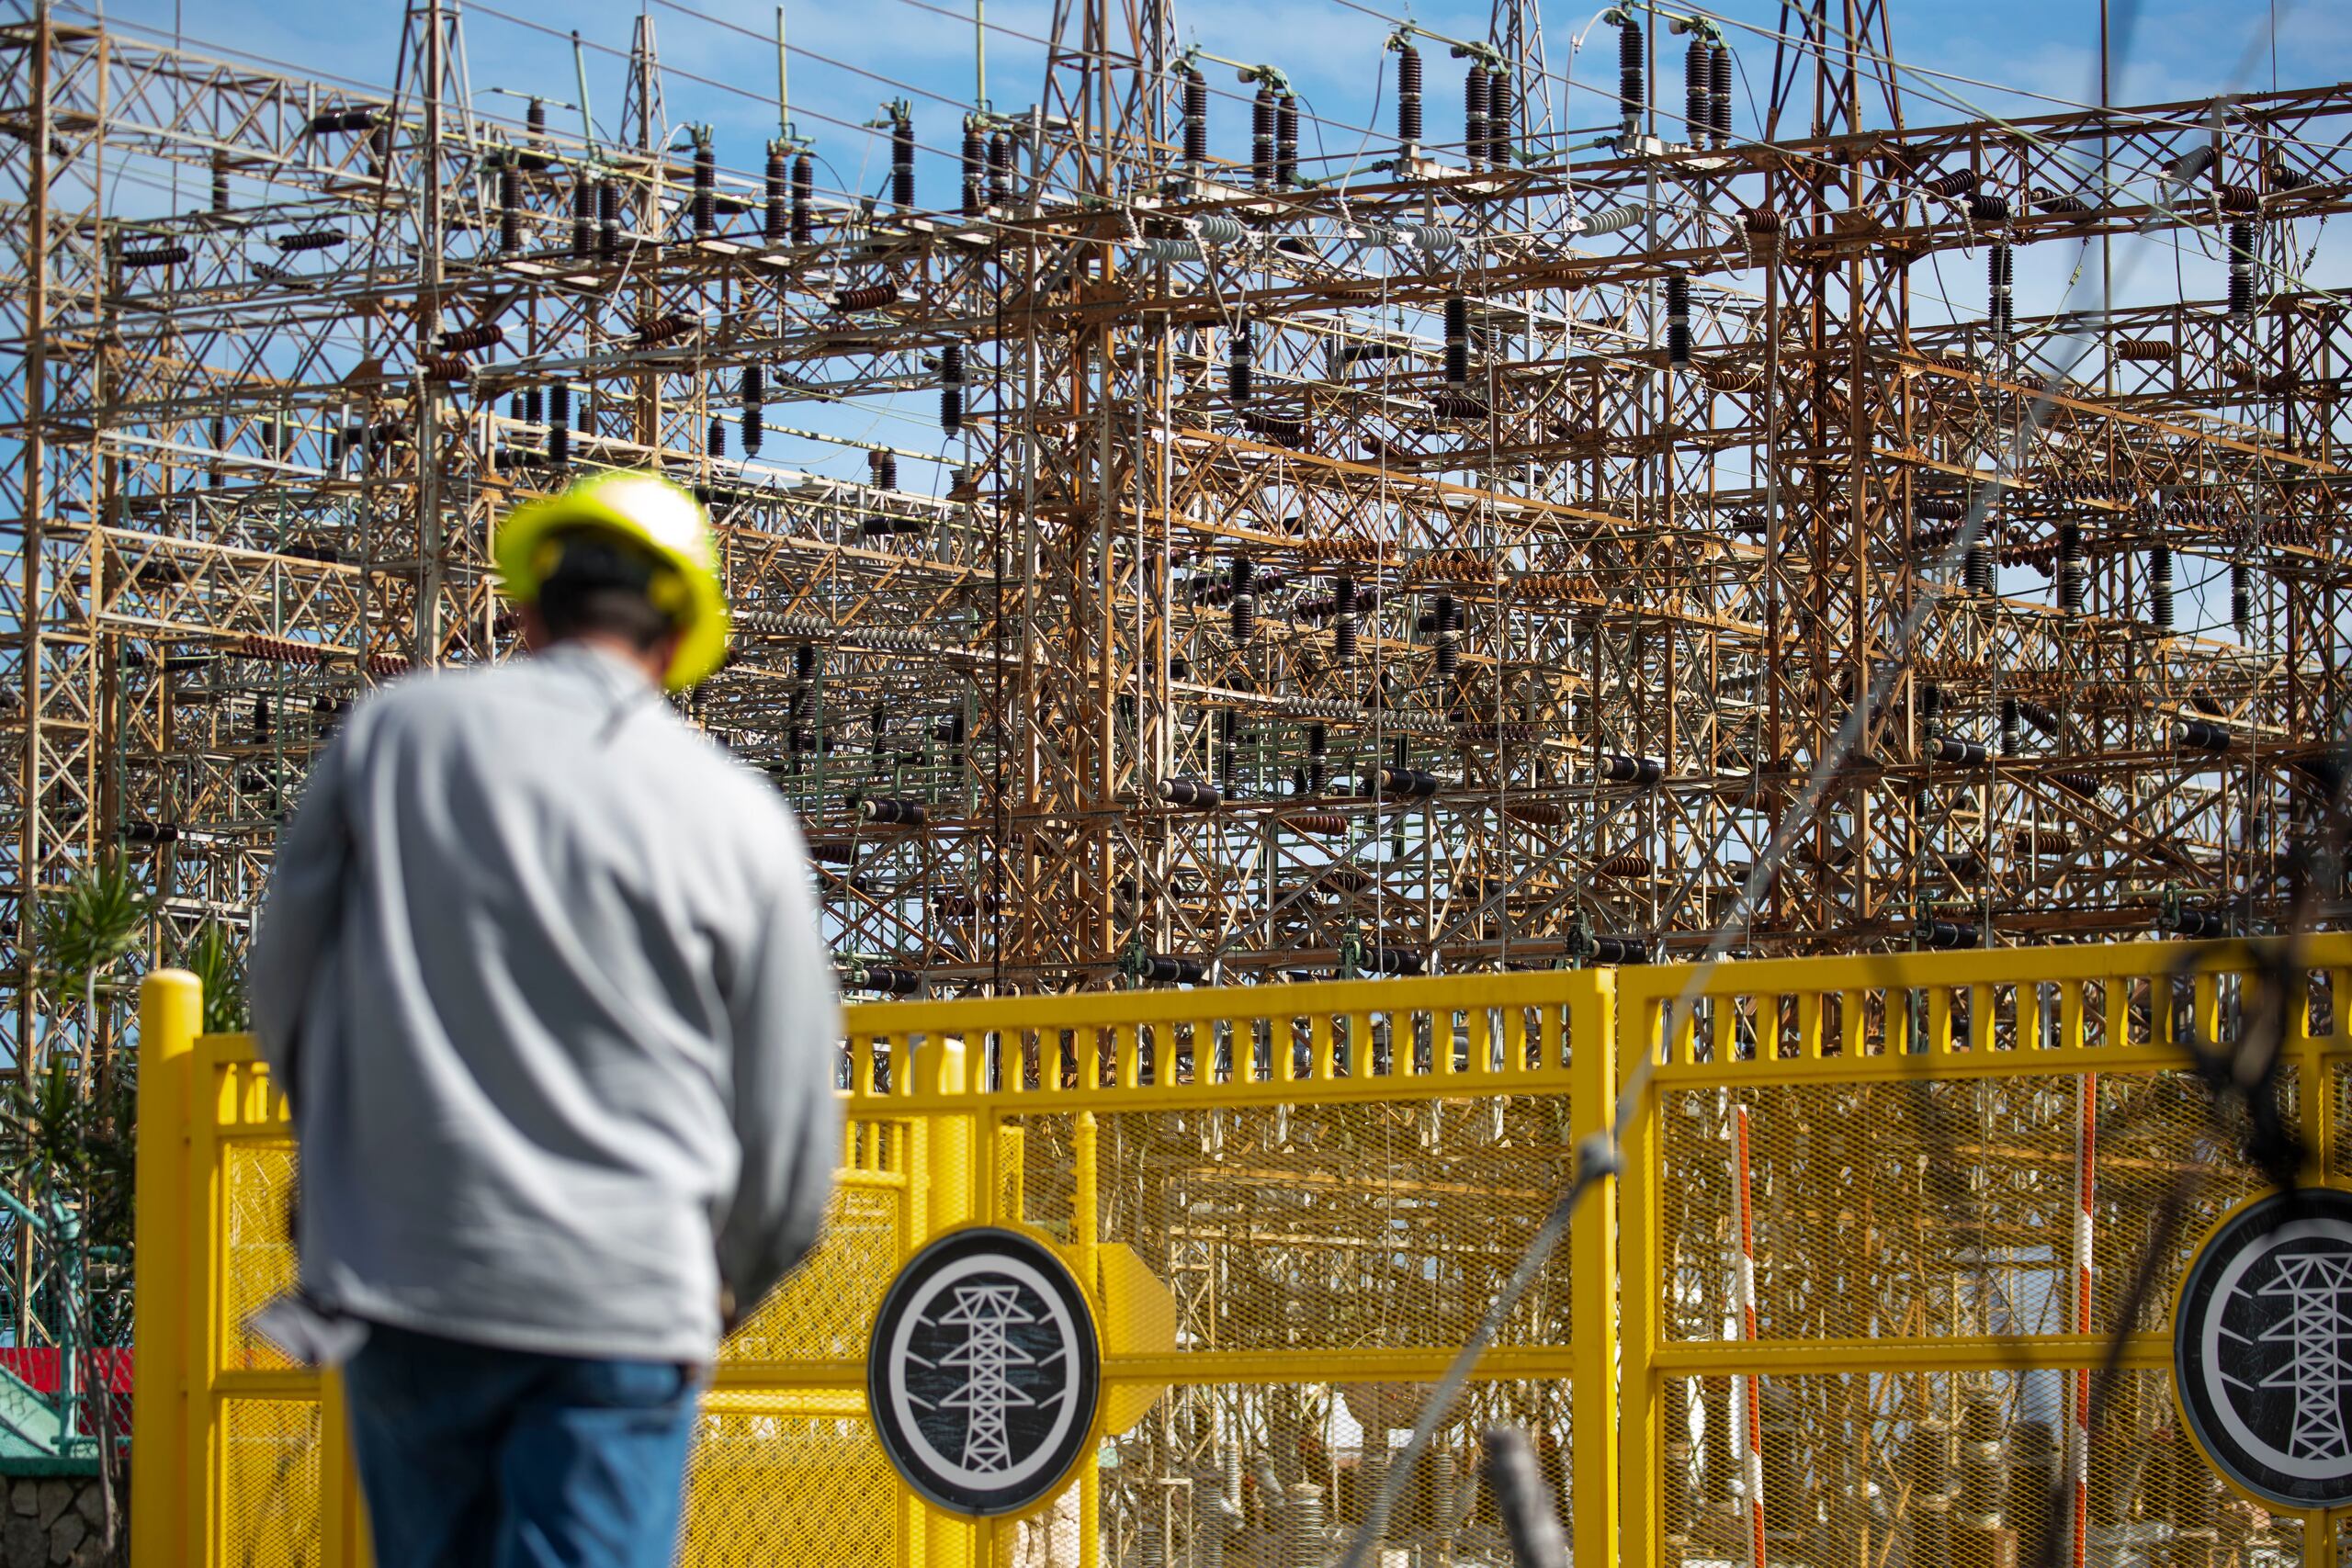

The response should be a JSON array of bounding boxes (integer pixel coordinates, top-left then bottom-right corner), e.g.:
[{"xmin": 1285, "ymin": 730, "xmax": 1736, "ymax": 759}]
[{"xmin": 343, "ymin": 1322, "xmax": 703, "ymax": 1568}]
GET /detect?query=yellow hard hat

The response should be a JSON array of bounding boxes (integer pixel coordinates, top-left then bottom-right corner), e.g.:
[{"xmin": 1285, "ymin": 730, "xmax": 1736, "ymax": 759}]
[{"xmin": 496, "ymin": 470, "xmax": 729, "ymax": 691}]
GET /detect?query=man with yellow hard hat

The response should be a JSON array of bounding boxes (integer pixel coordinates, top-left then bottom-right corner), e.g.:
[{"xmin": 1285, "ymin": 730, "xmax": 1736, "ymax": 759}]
[{"xmin": 250, "ymin": 472, "xmax": 841, "ymax": 1568}]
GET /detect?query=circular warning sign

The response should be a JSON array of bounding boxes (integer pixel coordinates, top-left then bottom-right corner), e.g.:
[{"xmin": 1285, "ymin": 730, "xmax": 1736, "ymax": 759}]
[
  {"xmin": 2176, "ymin": 1186, "xmax": 2352, "ymax": 1511},
  {"xmin": 867, "ymin": 1226, "xmax": 1102, "ymax": 1517}
]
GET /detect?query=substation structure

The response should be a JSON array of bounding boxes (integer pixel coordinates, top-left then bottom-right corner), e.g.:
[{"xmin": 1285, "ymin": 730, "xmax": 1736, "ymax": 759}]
[{"xmin": 3, "ymin": 0, "xmax": 2352, "ymax": 1339}]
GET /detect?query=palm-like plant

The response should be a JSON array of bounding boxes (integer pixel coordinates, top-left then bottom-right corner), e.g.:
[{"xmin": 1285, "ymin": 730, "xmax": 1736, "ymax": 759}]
[
  {"xmin": 32, "ymin": 857, "xmax": 151, "ymax": 1093},
  {"xmin": 185, "ymin": 920, "xmax": 251, "ymax": 1034}
]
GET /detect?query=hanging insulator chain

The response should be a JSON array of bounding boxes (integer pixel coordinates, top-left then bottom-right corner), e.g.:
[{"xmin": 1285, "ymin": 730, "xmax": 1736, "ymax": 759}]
[
  {"xmin": 1664, "ymin": 269, "xmax": 1691, "ymax": 367},
  {"xmin": 961, "ymin": 120, "xmax": 986, "ymax": 216},
  {"xmin": 1396, "ymin": 42, "xmax": 1423, "ymax": 152},
  {"xmin": 1443, "ymin": 295, "xmax": 1471, "ymax": 384},
  {"xmin": 1251, "ymin": 87, "xmax": 1276, "ymax": 187},
  {"xmin": 1464, "ymin": 64, "xmax": 1490, "ymax": 172},
  {"xmin": 889, "ymin": 106, "xmax": 916, "ymax": 210},
  {"xmin": 791, "ymin": 152, "xmax": 815, "ymax": 245},
  {"xmin": 940, "ymin": 342, "xmax": 966, "ymax": 435},
  {"xmin": 1618, "ymin": 16, "xmax": 1645, "ymax": 129}
]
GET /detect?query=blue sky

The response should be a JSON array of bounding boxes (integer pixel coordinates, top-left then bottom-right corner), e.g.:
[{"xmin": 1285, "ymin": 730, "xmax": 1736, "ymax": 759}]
[
  {"xmin": 51, "ymin": 0, "xmax": 2351, "ymax": 637},
  {"xmin": 74, "ymin": 0, "xmax": 2352, "ymax": 214}
]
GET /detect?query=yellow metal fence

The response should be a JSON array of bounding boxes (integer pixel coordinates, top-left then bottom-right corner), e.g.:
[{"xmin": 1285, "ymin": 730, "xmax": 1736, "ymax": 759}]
[{"xmin": 128, "ymin": 938, "xmax": 2352, "ymax": 1567}]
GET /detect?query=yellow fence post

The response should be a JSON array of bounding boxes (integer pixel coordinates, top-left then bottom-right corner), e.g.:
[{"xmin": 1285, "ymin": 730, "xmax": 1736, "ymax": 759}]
[
  {"xmin": 1570, "ymin": 970, "xmax": 1622, "ymax": 1568},
  {"xmin": 130, "ymin": 969, "xmax": 199, "ymax": 1568},
  {"xmin": 1074, "ymin": 1111, "xmax": 1101, "ymax": 1568},
  {"xmin": 1618, "ymin": 975, "xmax": 1661, "ymax": 1568}
]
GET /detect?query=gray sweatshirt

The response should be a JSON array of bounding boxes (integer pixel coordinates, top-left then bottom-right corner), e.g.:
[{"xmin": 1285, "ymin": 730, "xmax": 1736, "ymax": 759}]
[{"xmin": 249, "ymin": 641, "xmax": 842, "ymax": 1363}]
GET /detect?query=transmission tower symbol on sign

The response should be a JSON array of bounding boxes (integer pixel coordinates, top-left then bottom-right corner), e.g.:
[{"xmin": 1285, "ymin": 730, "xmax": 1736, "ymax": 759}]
[
  {"xmin": 2177, "ymin": 1186, "xmax": 2352, "ymax": 1510},
  {"xmin": 868, "ymin": 1226, "xmax": 1102, "ymax": 1516},
  {"xmin": 936, "ymin": 1280, "xmax": 1041, "ymax": 1473}
]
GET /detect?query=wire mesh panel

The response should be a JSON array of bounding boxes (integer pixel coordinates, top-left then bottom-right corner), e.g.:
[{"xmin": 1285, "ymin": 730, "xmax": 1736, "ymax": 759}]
[
  {"xmin": 1657, "ymin": 1369, "xmax": 2301, "ymax": 1568},
  {"xmin": 676, "ymin": 1407, "xmax": 900, "ymax": 1566},
  {"xmin": 220, "ymin": 1397, "xmax": 323, "ymax": 1568},
  {"xmin": 222, "ymin": 1142, "xmax": 298, "ymax": 1373},
  {"xmin": 1085, "ymin": 1099, "xmax": 1575, "ymax": 1356}
]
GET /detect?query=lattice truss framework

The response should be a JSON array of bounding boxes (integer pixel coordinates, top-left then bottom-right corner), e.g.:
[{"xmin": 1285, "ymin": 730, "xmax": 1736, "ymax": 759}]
[{"xmin": 1, "ymin": 1, "xmax": 2349, "ymax": 1051}]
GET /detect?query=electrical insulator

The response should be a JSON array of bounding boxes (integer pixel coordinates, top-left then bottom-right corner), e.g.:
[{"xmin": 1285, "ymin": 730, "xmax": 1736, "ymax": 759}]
[
  {"xmin": 1618, "ymin": 16, "xmax": 1645, "ymax": 124},
  {"xmin": 498, "ymin": 164, "xmax": 521, "ymax": 254},
  {"xmin": 1921, "ymin": 921, "xmax": 1978, "ymax": 951},
  {"xmin": 438, "ymin": 322, "xmax": 503, "ymax": 355},
  {"xmin": 1375, "ymin": 765, "xmax": 1442, "ymax": 799},
  {"xmin": 1464, "ymin": 64, "xmax": 1490, "ymax": 171},
  {"xmin": 1487, "ymin": 72, "xmax": 1513, "ymax": 169},
  {"xmin": 1307, "ymin": 724, "xmax": 1328, "ymax": 794},
  {"xmin": 1228, "ymin": 319, "xmax": 1253, "ymax": 402},
  {"xmin": 693, "ymin": 141, "xmax": 717, "ymax": 235},
  {"xmin": 1230, "ymin": 554, "xmax": 1257, "ymax": 643},
  {"xmin": 791, "ymin": 153, "xmax": 815, "ymax": 246},
  {"xmin": 2057, "ymin": 521, "xmax": 2085, "ymax": 611},
  {"xmin": 2228, "ymin": 220, "xmax": 2256, "ymax": 318},
  {"xmin": 524, "ymin": 97, "xmax": 549, "ymax": 167},
  {"xmin": 1597, "ymin": 753, "xmax": 1664, "ymax": 785},
  {"xmin": 1665, "ymin": 268, "xmax": 1691, "ymax": 366},
  {"xmin": 1589, "ymin": 934, "xmax": 1650, "ymax": 965},
  {"xmin": 2149, "ymin": 545, "xmax": 2174, "ymax": 629},
  {"xmin": 1988, "ymin": 242, "xmax": 2013, "ymax": 336},
  {"xmin": 548, "ymin": 385, "xmax": 571, "ymax": 466},
  {"xmin": 1138, "ymin": 954, "xmax": 1207, "ymax": 986},
  {"xmin": 763, "ymin": 147, "xmax": 787, "ymax": 242},
  {"xmin": 571, "ymin": 178, "xmax": 593, "ymax": 256},
  {"xmin": 859, "ymin": 795, "xmax": 929, "ymax": 827},
  {"xmin": 2232, "ymin": 559, "xmax": 2252, "ymax": 633},
  {"xmin": 2000, "ymin": 697, "xmax": 2019, "ymax": 756},
  {"xmin": 855, "ymin": 966, "xmax": 922, "ymax": 997},
  {"xmin": 1711, "ymin": 44, "xmax": 1733, "ymax": 144},
  {"xmin": 961, "ymin": 122, "xmax": 985, "ymax": 216},
  {"xmin": 1219, "ymin": 709, "xmax": 1240, "ymax": 792},
  {"xmin": 1332, "ymin": 574, "xmax": 1358, "ymax": 663},
  {"xmin": 212, "ymin": 159, "xmax": 231, "ymax": 215},
  {"xmin": 1685, "ymin": 39, "xmax": 1709, "ymax": 143},
  {"xmin": 741, "ymin": 364, "xmax": 763, "ymax": 456},
  {"xmin": 940, "ymin": 342, "xmax": 965, "ymax": 435},
  {"xmin": 869, "ymin": 447, "xmax": 897, "ymax": 492},
  {"xmin": 988, "ymin": 132, "xmax": 1012, "ymax": 209},
  {"xmin": 596, "ymin": 177, "xmax": 619, "ymax": 259},
  {"xmin": 1275, "ymin": 94, "xmax": 1299, "ymax": 187},
  {"xmin": 1443, "ymin": 295, "xmax": 1470, "ymax": 383},
  {"xmin": 1396, "ymin": 42, "xmax": 1423, "ymax": 149},
  {"xmin": 707, "ymin": 415, "xmax": 725, "ymax": 457},
  {"xmin": 1158, "ymin": 776, "xmax": 1224, "ymax": 811},
  {"xmin": 1251, "ymin": 86, "xmax": 1275, "ymax": 187},
  {"xmin": 2178, "ymin": 719, "xmax": 2233, "ymax": 753},
  {"xmin": 2165, "ymin": 907, "xmax": 2227, "ymax": 940},
  {"xmin": 1929, "ymin": 736, "xmax": 1988, "ymax": 767},
  {"xmin": 891, "ymin": 108, "xmax": 915, "ymax": 210},
  {"xmin": 1183, "ymin": 67, "xmax": 1209, "ymax": 167},
  {"xmin": 1966, "ymin": 544, "xmax": 1993, "ymax": 594},
  {"xmin": 1431, "ymin": 592, "xmax": 1458, "ymax": 677}
]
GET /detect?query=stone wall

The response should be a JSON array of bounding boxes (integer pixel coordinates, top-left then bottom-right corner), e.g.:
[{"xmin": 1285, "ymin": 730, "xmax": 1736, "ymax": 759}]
[{"xmin": 2, "ymin": 1475, "xmax": 119, "ymax": 1567}]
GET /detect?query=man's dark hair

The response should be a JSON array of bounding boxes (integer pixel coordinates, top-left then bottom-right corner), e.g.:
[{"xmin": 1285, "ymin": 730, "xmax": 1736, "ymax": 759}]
[{"xmin": 535, "ymin": 530, "xmax": 679, "ymax": 653}]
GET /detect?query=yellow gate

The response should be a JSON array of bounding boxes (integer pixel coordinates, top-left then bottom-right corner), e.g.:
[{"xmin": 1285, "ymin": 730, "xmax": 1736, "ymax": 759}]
[{"xmin": 127, "ymin": 938, "xmax": 2352, "ymax": 1566}]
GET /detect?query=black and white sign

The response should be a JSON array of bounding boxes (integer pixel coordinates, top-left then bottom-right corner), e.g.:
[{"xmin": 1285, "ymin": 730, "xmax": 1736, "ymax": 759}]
[
  {"xmin": 867, "ymin": 1226, "xmax": 1102, "ymax": 1517},
  {"xmin": 2176, "ymin": 1186, "xmax": 2352, "ymax": 1511}
]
